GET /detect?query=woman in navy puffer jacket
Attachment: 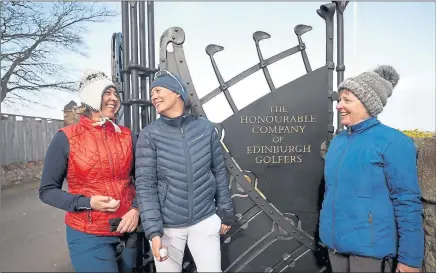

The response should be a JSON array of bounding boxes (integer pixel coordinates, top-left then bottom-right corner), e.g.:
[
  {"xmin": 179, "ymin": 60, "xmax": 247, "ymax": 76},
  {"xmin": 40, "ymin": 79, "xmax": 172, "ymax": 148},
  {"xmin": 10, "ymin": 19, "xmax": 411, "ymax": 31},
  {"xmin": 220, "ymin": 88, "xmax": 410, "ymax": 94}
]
[
  {"xmin": 135, "ymin": 70, "xmax": 235, "ymax": 272},
  {"xmin": 320, "ymin": 65, "xmax": 424, "ymax": 272}
]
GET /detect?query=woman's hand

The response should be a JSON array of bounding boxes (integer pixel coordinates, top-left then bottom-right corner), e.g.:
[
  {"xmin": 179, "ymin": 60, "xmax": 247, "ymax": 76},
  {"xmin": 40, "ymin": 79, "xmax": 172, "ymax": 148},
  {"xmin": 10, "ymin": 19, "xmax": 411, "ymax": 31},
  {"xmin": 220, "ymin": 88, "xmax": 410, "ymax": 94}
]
[
  {"xmin": 220, "ymin": 224, "xmax": 231, "ymax": 235},
  {"xmin": 116, "ymin": 208, "xmax": 139, "ymax": 233},
  {"xmin": 151, "ymin": 236, "xmax": 169, "ymax": 262},
  {"xmin": 90, "ymin": 196, "xmax": 120, "ymax": 212}
]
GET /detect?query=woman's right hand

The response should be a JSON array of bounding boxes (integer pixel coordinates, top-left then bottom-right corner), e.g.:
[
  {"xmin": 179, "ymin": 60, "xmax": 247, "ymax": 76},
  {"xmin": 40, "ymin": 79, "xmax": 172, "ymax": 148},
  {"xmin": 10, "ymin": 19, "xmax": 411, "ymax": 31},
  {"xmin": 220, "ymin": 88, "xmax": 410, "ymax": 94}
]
[
  {"xmin": 151, "ymin": 236, "xmax": 169, "ymax": 262},
  {"xmin": 90, "ymin": 196, "xmax": 120, "ymax": 212}
]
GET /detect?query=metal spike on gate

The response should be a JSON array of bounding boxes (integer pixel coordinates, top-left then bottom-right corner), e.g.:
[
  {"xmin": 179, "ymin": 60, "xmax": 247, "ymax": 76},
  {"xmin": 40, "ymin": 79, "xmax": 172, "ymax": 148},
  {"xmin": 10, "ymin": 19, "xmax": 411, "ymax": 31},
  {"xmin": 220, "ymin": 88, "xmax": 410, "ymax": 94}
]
[
  {"xmin": 334, "ymin": 0, "xmax": 349, "ymax": 134},
  {"xmin": 294, "ymin": 24, "xmax": 313, "ymax": 73},
  {"xmin": 205, "ymin": 44, "xmax": 238, "ymax": 113},
  {"xmin": 252, "ymin": 31, "xmax": 276, "ymax": 91},
  {"xmin": 317, "ymin": 2, "xmax": 336, "ymax": 142}
]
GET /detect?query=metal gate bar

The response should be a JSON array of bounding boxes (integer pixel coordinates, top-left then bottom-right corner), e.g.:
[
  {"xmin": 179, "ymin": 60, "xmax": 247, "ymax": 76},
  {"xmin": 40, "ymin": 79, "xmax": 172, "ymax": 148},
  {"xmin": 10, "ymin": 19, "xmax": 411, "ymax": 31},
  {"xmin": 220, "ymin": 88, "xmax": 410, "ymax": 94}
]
[
  {"xmin": 335, "ymin": 1, "xmax": 348, "ymax": 134},
  {"xmin": 118, "ymin": 1, "xmax": 157, "ymax": 134},
  {"xmin": 201, "ymin": 43, "xmax": 306, "ymax": 105},
  {"xmin": 147, "ymin": 1, "xmax": 157, "ymax": 123}
]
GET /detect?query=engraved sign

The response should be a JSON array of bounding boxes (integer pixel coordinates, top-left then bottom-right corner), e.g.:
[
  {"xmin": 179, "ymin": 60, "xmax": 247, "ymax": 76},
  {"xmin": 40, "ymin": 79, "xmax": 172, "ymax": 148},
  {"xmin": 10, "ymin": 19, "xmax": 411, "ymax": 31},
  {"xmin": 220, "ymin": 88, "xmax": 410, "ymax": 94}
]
[
  {"xmin": 221, "ymin": 66, "xmax": 329, "ymax": 217},
  {"xmin": 240, "ymin": 107, "xmax": 316, "ymax": 165}
]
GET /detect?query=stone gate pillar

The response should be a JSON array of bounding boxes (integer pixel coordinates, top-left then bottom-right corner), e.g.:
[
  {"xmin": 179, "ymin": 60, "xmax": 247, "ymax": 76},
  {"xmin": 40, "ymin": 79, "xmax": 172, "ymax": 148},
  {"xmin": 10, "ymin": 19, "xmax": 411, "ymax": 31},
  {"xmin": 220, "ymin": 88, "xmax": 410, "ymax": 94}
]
[
  {"xmin": 63, "ymin": 100, "xmax": 78, "ymax": 126},
  {"xmin": 414, "ymin": 137, "xmax": 436, "ymax": 272}
]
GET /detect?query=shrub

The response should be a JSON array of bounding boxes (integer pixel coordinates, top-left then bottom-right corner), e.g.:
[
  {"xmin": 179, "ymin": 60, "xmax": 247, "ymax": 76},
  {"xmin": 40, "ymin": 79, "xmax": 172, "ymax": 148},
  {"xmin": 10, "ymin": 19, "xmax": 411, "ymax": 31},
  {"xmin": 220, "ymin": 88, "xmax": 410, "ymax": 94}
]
[{"xmin": 401, "ymin": 129, "xmax": 434, "ymax": 139}]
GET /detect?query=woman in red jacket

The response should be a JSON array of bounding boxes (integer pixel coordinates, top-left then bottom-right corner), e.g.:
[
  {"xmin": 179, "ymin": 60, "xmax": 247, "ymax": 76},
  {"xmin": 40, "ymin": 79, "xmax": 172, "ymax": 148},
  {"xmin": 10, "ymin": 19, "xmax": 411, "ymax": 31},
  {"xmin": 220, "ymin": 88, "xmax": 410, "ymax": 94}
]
[{"xmin": 39, "ymin": 71, "xmax": 139, "ymax": 273}]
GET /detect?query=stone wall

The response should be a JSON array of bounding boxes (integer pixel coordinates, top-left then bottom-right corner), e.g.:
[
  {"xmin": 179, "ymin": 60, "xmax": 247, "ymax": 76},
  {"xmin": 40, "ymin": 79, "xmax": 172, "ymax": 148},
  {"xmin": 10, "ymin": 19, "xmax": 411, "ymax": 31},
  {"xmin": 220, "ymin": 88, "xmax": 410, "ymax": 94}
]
[{"xmin": 414, "ymin": 137, "xmax": 436, "ymax": 272}]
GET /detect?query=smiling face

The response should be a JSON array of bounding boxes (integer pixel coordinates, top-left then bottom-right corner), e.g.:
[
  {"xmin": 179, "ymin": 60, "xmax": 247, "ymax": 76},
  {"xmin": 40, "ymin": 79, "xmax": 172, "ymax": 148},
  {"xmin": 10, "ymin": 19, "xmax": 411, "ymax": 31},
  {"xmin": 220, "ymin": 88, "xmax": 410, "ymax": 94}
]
[
  {"xmin": 150, "ymin": 86, "xmax": 184, "ymax": 118},
  {"xmin": 100, "ymin": 87, "xmax": 120, "ymax": 119},
  {"xmin": 336, "ymin": 90, "xmax": 371, "ymax": 127}
]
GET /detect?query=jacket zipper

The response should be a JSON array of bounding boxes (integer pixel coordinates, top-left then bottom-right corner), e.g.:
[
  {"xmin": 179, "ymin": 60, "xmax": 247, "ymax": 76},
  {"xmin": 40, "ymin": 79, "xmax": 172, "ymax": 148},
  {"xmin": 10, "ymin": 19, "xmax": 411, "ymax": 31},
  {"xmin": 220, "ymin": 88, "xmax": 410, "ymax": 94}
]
[
  {"xmin": 87, "ymin": 211, "xmax": 92, "ymax": 224},
  {"xmin": 332, "ymin": 128, "xmax": 353, "ymax": 250},
  {"xmin": 103, "ymin": 125, "xmax": 121, "ymax": 201},
  {"xmin": 180, "ymin": 124, "xmax": 194, "ymax": 224},
  {"xmin": 369, "ymin": 210, "xmax": 374, "ymax": 245}
]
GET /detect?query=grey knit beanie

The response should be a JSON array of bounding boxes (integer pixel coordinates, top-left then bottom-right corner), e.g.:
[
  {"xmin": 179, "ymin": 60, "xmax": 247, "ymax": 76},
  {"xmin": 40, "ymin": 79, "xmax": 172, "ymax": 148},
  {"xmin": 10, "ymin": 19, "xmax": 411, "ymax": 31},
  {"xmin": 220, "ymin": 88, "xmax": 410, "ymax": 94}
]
[{"xmin": 337, "ymin": 65, "xmax": 400, "ymax": 116}]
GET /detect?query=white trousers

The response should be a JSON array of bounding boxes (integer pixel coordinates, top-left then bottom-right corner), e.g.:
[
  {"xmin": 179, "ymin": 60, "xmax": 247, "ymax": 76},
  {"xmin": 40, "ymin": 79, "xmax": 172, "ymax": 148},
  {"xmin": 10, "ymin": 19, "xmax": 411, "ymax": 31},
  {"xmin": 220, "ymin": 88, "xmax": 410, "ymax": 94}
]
[{"xmin": 152, "ymin": 213, "xmax": 222, "ymax": 273}]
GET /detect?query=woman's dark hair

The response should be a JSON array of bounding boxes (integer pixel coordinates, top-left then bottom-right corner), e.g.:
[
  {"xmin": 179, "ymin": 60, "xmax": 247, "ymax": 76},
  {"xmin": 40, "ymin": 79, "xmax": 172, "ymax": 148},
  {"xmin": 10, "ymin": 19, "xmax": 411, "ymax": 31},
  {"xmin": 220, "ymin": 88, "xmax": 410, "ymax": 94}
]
[{"xmin": 74, "ymin": 104, "xmax": 93, "ymax": 119}]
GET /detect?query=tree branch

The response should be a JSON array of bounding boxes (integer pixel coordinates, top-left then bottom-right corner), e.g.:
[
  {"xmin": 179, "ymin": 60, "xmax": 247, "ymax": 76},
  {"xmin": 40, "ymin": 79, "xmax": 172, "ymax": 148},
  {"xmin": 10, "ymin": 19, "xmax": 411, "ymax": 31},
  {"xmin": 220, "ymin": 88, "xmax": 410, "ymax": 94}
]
[
  {"xmin": 0, "ymin": 1, "xmax": 117, "ymax": 104},
  {"xmin": 8, "ymin": 82, "xmax": 77, "ymax": 93}
]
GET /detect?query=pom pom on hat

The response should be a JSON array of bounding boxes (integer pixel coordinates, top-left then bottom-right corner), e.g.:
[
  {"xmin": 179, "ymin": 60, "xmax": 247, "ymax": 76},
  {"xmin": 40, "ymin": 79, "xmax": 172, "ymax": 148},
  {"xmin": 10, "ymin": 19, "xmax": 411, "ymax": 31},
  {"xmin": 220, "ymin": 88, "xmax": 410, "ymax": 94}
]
[
  {"xmin": 337, "ymin": 64, "xmax": 400, "ymax": 117},
  {"xmin": 373, "ymin": 65, "xmax": 400, "ymax": 89}
]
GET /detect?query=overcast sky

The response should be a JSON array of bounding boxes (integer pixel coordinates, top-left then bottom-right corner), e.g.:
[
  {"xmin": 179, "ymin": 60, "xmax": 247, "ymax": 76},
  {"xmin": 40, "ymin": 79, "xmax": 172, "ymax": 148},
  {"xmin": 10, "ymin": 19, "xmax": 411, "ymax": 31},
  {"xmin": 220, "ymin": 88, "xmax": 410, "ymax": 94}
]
[{"xmin": 2, "ymin": 1, "xmax": 435, "ymax": 131}]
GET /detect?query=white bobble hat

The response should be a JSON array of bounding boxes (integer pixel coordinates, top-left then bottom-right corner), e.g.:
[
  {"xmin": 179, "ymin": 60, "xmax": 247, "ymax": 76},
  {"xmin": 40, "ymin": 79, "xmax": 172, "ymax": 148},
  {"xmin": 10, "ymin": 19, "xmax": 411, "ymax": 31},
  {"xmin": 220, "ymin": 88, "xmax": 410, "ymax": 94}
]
[
  {"xmin": 78, "ymin": 70, "xmax": 117, "ymax": 112},
  {"xmin": 78, "ymin": 70, "xmax": 121, "ymax": 133}
]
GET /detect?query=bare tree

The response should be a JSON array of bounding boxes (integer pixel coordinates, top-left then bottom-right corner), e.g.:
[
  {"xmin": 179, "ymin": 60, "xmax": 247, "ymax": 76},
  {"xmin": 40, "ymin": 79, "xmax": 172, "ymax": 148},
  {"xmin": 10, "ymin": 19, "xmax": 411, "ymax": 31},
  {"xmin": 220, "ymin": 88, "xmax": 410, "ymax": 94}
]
[{"xmin": 0, "ymin": 1, "xmax": 117, "ymax": 107}]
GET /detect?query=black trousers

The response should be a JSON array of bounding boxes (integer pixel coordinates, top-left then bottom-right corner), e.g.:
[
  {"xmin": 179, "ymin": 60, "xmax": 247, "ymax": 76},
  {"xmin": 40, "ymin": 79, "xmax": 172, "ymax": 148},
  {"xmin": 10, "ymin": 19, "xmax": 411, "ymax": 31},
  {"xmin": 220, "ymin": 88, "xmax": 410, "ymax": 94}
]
[{"xmin": 329, "ymin": 251, "xmax": 393, "ymax": 273}]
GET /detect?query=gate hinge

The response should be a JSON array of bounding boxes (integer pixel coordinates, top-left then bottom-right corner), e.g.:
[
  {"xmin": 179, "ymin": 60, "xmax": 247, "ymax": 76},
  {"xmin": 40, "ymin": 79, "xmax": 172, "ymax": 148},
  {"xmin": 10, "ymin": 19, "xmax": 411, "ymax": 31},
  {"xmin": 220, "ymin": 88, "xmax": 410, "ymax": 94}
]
[
  {"xmin": 297, "ymin": 43, "xmax": 306, "ymax": 51},
  {"xmin": 328, "ymin": 90, "xmax": 338, "ymax": 101},
  {"xmin": 328, "ymin": 125, "xmax": 335, "ymax": 134},
  {"xmin": 326, "ymin": 61, "xmax": 335, "ymax": 69},
  {"xmin": 121, "ymin": 99, "xmax": 153, "ymax": 107}
]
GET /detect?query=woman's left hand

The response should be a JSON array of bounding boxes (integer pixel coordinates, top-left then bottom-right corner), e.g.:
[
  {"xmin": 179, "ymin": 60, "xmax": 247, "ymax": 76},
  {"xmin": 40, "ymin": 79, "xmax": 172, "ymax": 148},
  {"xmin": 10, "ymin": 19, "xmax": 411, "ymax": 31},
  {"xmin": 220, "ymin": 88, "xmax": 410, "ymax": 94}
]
[
  {"xmin": 116, "ymin": 208, "xmax": 139, "ymax": 233},
  {"xmin": 220, "ymin": 224, "xmax": 231, "ymax": 235}
]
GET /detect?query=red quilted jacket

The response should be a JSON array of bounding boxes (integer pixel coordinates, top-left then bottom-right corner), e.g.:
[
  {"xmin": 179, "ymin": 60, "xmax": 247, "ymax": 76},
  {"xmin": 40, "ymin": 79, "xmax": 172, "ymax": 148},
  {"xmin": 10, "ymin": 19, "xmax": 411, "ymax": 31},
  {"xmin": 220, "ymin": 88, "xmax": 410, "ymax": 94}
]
[{"xmin": 60, "ymin": 116, "xmax": 135, "ymax": 236}]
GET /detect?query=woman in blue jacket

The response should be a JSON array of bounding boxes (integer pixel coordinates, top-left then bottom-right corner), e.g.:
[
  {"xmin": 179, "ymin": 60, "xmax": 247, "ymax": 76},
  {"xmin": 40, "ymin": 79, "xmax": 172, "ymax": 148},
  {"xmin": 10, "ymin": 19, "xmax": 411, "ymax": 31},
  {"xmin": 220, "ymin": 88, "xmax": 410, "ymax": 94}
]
[
  {"xmin": 320, "ymin": 65, "xmax": 424, "ymax": 272},
  {"xmin": 134, "ymin": 70, "xmax": 235, "ymax": 272}
]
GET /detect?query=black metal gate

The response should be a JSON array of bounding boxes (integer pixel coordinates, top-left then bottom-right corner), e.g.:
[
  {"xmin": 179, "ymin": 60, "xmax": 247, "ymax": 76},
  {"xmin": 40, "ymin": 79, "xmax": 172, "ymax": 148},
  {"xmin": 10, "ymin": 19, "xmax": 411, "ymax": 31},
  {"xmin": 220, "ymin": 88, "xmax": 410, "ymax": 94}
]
[
  {"xmin": 157, "ymin": 2, "xmax": 348, "ymax": 272},
  {"xmin": 112, "ymin": 1, "xmax": 349, "ymax": 272}
]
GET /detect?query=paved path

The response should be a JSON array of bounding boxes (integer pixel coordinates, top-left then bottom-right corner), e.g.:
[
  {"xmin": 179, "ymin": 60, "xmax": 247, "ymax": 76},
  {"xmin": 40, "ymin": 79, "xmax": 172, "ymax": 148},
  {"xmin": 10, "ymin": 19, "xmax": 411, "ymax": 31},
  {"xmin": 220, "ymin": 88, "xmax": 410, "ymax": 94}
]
[{"xmin": 1, "ymin": 180, "xmax": 74, "ymax": 272}]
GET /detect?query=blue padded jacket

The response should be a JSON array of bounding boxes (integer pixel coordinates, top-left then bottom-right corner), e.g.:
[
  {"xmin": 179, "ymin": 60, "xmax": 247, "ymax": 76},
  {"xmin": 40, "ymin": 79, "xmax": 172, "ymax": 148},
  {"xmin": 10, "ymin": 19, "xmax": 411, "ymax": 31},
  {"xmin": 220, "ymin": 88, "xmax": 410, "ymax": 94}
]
[
  {"xmin": 319, "ymin": 117, "xmax": 424, "ymax": 268},
  {"xmin": 135, "ymin": 114, "xmax": 234, "ymax": 240}
]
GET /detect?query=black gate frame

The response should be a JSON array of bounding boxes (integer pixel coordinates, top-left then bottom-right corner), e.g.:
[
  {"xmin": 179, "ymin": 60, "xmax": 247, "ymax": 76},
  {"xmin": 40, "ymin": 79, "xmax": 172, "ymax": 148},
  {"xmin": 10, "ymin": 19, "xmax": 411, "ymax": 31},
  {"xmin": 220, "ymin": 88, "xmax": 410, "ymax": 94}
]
[
  {"xmin": 111, "ymin": 1, "xmax": 349, "ymax": 272},
  {"xmin": 157, "ymin": 0, "xmax": 348, "ymax": 249}
]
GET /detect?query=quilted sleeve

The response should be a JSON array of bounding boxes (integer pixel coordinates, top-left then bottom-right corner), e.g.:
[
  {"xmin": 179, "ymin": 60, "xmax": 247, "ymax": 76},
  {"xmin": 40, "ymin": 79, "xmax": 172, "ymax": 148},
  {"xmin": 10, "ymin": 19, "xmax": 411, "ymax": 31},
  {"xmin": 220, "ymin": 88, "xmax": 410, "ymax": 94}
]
[
  {"xmin": 383, "ymin": 135, "xmax": 424, "ymax": 268},
  {"xmin": 210, "ymin": 126, "xmax": 235, "ymax": 225},
  {"xmin": 39, "ymin": 131, "xmax": 91, "ymax": 212},
  {"xmin": 134, "ymin": 128, "xmax": 163, "ymax": 240}
]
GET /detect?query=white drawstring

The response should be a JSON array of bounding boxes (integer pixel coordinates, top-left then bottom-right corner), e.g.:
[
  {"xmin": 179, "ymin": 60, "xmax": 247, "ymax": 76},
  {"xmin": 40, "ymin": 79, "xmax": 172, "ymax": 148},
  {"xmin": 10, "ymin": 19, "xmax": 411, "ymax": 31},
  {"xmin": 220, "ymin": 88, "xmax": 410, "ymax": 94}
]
[{"xmin": 91, "ymin": 110, "xmax": 122, "ymax": 133}]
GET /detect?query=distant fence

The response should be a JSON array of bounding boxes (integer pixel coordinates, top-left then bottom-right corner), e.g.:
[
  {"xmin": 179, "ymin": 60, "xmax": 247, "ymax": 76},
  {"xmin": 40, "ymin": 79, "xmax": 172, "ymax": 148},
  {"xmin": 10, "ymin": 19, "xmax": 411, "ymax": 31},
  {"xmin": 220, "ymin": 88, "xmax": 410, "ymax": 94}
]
[{"xmin": 0, "ymin": 114, "xmax": 64, "ymax": 166}]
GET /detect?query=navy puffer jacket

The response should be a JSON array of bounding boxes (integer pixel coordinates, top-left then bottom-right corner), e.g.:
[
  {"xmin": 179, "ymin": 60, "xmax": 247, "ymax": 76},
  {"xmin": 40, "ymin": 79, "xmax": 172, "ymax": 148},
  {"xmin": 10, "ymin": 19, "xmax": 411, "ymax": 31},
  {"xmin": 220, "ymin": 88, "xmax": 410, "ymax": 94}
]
[{"xmin": 135, "ymin": 114, "xmax": 235, "ymax": 240}]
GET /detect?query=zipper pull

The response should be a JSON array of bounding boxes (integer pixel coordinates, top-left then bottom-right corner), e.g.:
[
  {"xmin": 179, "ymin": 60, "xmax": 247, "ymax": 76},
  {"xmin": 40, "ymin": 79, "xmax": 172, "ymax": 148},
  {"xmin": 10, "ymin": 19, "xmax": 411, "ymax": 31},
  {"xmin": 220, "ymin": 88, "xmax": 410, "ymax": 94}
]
[
  {"xmin": 87, "ymin": 211, "xmax": 92, "ymax": 224},
  {"xmin": 181, "ymin": 127, "xmax": 184, "ymax": 134},
  {"xmin": 368, "ymin": 211, "xmax": 373, "ymax": 223},
  {"xmin": 103, "ymin": 124, "xmax": 108, "ymax": 140}
]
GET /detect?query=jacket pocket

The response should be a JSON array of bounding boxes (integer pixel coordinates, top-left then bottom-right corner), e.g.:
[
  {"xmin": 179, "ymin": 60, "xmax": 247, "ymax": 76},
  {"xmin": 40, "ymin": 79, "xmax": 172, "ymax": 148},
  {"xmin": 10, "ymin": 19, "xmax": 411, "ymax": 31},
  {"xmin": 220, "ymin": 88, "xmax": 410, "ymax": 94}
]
[
  {"xmin": 356, "ymin": 179, "xmax": 373, "ymax": 198},
  {"xmin": 159, "ymin": 182, "xmax": 169, "ymax": 209},
  {"xmin": 209, "ymin": 171, "xmax": 216, "ymax": 198}
]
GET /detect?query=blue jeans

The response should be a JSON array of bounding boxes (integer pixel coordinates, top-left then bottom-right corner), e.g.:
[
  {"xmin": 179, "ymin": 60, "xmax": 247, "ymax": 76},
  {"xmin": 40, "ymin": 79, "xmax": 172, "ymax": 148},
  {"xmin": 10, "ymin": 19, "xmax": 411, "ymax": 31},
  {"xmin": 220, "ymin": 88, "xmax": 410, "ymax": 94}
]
[{"xmin": 66, "ymin": 225, "xmax": 137, "ymax": 273}]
